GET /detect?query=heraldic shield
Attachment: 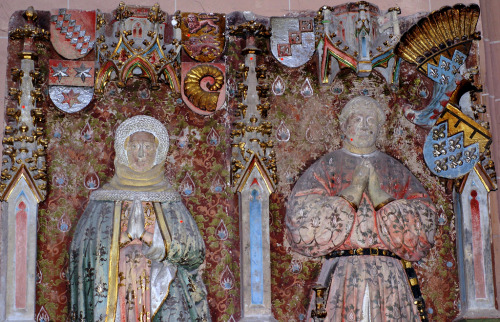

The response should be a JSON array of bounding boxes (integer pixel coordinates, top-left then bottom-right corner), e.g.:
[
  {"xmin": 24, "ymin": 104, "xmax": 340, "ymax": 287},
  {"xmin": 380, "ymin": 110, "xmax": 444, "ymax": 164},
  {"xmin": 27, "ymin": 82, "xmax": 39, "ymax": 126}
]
[
  {"xmin": 181, "ymin": 62, "xmax": 226, "ymax": 115},
  {"xmin": 50, "ymin": 9, "xmax": 96, "ymax": 60},
  {"xmin": 49, "ymin": 59, "xmax": 94, "ymax": 113},
  {"xmin": 270, "ymin": 17, "xmax": 315, "ymax": 68},
  {"xmin": 180, "ymin": 13, "xmax": 226, "ymax": 62},
  {"xmin": 423, "ymin": 104, "xmax": 491, "ymax": 179}
]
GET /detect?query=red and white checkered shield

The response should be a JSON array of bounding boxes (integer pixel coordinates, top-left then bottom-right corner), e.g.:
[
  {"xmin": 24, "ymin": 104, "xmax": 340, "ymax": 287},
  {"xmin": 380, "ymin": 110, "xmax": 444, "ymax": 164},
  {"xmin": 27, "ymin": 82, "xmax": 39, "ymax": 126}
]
[{"xmin": 50, "ymin": 9, "xmax": 96, "ymax": 60}]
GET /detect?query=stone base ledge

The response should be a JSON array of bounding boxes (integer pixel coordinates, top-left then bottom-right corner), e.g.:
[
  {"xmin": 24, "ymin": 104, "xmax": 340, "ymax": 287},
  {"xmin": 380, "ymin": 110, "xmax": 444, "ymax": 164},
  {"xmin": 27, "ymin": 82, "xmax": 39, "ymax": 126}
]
[
  {"xmin": 240, "ymin": 315, "xmax": 278, "ymax": 322},
  {"xmin": 454, "ymin": 309, "xmax": 500, "ymax": 322}
]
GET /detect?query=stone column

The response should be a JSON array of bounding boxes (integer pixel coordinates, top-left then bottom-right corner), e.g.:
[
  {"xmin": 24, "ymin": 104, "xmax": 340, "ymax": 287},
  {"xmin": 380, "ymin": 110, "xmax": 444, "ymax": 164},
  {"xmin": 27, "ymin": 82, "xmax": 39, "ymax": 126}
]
[
  {"xmin": 0, "ymin": 7, "xmax": 48, "ymax": 322},
  {"xmin": 237, "ymin": 158, "xmax": 275, "ymax": 321},
  {"xmin": 454, "ymin": 165, "xmax": 500, "ymax": 321},
  {"xmin": 229, "ymin": 18, "xmax": 277, "ymax": 321}
]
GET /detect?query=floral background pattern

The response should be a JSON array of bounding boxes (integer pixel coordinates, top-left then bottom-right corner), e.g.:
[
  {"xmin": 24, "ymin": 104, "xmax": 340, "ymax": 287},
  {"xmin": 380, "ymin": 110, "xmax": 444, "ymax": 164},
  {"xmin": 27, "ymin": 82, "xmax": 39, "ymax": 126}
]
[{"xmin": 2, "ymin": 8, "xmax": 481, "ymax": 322}]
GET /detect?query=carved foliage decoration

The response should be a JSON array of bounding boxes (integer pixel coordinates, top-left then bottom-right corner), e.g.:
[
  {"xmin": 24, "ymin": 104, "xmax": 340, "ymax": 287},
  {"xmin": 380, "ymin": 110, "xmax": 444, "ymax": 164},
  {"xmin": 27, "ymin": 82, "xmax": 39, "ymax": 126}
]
[
  {"xmin": 229, "ymin": 20, "xmax": 276, "ymax": 188},
  {"xmin": 2, "ymin": 7, "xmax": 48, "ymax": 201},
  {"xmin": 2, "ymin": 8, "xmax": 48, "ymax": 322}
]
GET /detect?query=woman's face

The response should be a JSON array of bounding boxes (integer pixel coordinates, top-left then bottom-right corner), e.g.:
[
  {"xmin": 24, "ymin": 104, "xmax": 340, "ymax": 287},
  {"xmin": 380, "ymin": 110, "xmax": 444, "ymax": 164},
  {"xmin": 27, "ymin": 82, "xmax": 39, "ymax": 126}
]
[{"xmin": 126, "ymin": 131, "xmax": 157, "ymax": 172}]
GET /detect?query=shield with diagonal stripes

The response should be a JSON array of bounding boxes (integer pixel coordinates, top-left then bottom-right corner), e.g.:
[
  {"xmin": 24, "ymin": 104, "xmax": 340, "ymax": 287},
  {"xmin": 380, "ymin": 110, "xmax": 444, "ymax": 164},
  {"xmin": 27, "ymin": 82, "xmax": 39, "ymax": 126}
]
[{"xmin": 50, "ymin": 9, "xmax": 96, "ymax": 60}]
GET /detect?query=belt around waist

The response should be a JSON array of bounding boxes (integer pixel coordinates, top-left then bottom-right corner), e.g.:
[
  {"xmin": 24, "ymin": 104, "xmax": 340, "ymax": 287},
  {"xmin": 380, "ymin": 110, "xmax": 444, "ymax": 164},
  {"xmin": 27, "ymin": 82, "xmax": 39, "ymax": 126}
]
[{"xmin": 325, "ymin": 248, "xmax": 402, "ymax": 260}]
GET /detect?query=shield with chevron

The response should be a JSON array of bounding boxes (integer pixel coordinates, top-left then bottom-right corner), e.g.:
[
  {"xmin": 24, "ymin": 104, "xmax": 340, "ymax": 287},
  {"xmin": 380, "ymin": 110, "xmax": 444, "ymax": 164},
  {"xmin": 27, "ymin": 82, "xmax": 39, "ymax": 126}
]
[
  {"xmin": 50, "ymin": 9, "xmax": 96, "ymax": 60},
  {"xmin": 423, "ymin": 104, "xmax": 491, "ymax": 179}
]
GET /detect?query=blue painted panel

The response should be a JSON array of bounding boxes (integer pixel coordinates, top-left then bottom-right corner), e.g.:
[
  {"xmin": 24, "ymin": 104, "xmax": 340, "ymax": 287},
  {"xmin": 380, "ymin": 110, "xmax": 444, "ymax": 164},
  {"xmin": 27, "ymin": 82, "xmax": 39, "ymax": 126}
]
[
  {"xmin": 249, "ymin": 189, "xmax": 264, "ymax": 305},
  {"xmin": 361, "ymin": 36, "xmax": 367, "ymax": 58}
]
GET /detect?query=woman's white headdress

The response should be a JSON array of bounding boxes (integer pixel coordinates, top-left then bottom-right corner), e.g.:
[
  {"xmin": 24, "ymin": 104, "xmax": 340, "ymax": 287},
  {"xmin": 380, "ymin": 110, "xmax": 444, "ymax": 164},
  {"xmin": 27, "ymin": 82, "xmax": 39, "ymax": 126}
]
[{"xmin": 114, "ymin": 115, "xmax": 169, "ymax": 166}]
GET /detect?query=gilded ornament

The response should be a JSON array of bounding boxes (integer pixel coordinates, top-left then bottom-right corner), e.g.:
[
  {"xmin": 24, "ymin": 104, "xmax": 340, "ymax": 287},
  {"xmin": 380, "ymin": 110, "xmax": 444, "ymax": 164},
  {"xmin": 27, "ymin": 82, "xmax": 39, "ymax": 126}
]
[
  {"xmin": 237, "ymin": 83, "xmax": 248, "ymax": 100},
  {"xmin": 235, "ymin": 103, "xmax": 248, "ymax": 118},
  {"xmin": 96, "ymin": 12, "xmax": 106, "ymax": 30},
  {"xmin": 395, "ymin": 4, "xmax": 480, "ymax": 75},
  {"xmin": 256, "ymin": 65, "xmax": 267, "ymax": 79},
  {"xmin": 182, "ymin": 64, "xmax": 225, "ymax": 114},
  {"xmin": 257, "ymin": 102, "xmax": 270, "ymax": 118},
  {"xmin": 115, "ymin": 2, "xmax": 133, "ymax": 21},
  {"xmin": 11, "ymin": 68, "xmax": 24, "ymax": 82},
  {"xmin": 238, "ymin": 63, "xmax": 249, "ymax": 80},
  {"xmin": 147, "ymin": 3, "xmax": 165, "ymax": 24},
  {"xmin": 8, "ymin": 88, "xmax": 22, "ymax": 104},
  {"xmin": 256, "ymin": 84, "xmax": 269, "ymax": 98},
  {"xmin": 29, "ymin": 69, "xmax": 42, "ymax": 85}
]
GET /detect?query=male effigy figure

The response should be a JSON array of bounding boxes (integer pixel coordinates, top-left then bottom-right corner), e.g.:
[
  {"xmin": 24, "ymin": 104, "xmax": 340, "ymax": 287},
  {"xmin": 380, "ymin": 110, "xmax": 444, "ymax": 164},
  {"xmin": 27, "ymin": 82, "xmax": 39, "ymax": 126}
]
[
  {"xmin": 286, "ymin": 96, "xmax": 437, "ymax": 321},
  {"xmin": 69, "ymin": 115, "xmax": 211, "ymax": 321}
]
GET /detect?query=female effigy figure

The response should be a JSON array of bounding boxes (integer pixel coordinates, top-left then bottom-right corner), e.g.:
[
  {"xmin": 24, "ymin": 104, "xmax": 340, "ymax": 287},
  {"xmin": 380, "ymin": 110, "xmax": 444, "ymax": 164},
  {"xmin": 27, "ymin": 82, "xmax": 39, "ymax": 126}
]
[
  {"xmin": 286, "ymin": 96, "xmax": 437, "ymax": 321},
  {"xmin": 69, "ymin": 115, "xmax": 211, "ymax": 321}
]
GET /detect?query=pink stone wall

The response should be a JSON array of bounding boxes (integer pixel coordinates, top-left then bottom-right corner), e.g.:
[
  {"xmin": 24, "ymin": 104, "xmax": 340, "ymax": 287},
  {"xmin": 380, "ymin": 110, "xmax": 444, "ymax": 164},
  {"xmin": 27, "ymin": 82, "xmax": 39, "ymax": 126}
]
[{"xmin": 480, "ymin": 0, "xmax": 500, "ymax": 309}]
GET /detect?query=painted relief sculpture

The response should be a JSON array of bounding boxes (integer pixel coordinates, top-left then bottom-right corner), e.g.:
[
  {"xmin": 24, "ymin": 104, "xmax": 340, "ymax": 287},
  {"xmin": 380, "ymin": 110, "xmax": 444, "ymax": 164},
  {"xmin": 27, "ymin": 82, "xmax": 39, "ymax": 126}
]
[
  {"xmin": 1, "ymin": 2, "xmax": 496, "ymax": 322},
  {"xmin": 286, "ymin": 96, "xmax": 437, "ymax": 321},
  {"xmin": 69, "ymin": 116, "xmax": 210, "ymax": 321}
]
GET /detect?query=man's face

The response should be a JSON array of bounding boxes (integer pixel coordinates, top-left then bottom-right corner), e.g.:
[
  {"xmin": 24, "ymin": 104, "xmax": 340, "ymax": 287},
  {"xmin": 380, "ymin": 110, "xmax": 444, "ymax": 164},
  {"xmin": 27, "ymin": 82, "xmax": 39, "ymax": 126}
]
[
  {"xmin": 126, "ymin": 131, "xmax": 157, "ymax": 172},
  {"xmin": 342, "ymin": 105, "xmax": 380, "ymax": 149}
]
